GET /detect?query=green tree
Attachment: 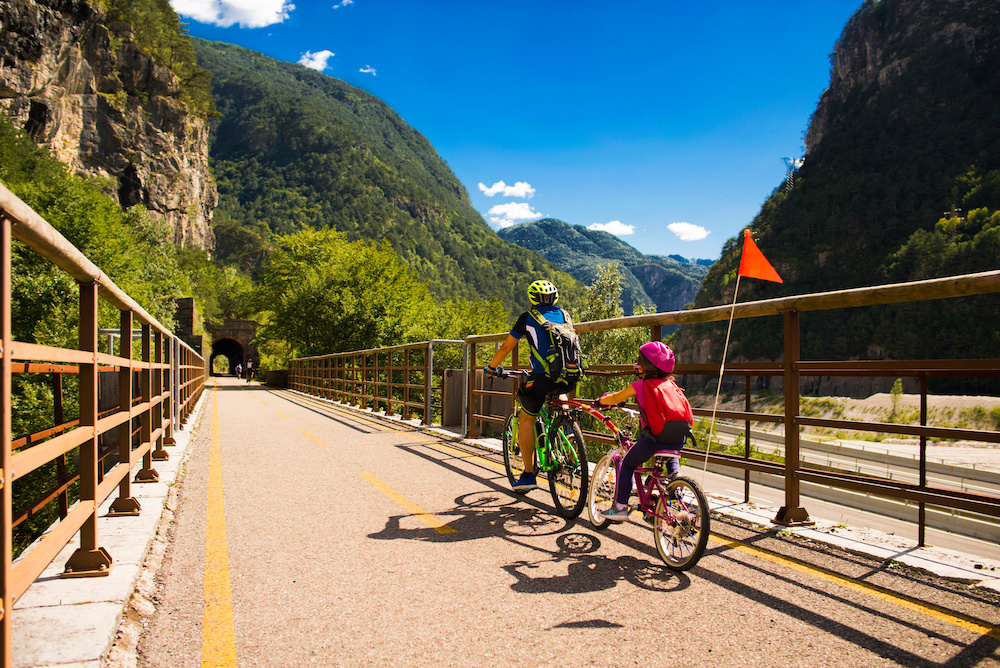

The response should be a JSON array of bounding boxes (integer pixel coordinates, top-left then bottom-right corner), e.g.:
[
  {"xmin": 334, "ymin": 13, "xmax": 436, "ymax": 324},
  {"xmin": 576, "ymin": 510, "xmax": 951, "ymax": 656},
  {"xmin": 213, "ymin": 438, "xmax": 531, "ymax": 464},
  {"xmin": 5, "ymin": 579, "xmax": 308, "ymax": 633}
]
[
  {"xmin": 254, "ymin": 228, "xmax": 439, "ymax": 356},
  {"xmin": 575, "ymin": 264, "xmax": 656, "ymax": 401}
]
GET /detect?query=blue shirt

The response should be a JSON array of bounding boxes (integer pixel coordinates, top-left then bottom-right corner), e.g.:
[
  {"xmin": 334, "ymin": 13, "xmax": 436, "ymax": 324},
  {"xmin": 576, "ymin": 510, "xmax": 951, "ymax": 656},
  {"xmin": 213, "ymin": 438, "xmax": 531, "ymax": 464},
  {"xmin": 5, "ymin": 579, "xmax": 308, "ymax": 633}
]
[{"xmin": 510, "ymin": 305, "xmax": 567, "ymax": 375}]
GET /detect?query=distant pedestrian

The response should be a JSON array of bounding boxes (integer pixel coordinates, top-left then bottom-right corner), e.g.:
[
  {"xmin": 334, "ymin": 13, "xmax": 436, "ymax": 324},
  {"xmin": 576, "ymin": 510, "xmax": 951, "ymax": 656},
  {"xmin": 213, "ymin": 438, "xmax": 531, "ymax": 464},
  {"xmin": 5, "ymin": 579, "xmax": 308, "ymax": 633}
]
[
  {"xmin": 247, "ymin": 358, "xmax": 254, "ymax": 382},
  {"xmin": 236, "ymin": 363, "xmax": 243, "ymax": 379}
]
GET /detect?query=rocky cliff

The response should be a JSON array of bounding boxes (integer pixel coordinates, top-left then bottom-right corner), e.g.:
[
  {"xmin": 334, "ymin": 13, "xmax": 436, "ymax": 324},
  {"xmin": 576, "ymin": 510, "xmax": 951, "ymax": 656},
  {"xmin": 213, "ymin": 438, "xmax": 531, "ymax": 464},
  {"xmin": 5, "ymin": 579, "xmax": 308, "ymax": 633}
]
[
  {"xmin": 805, "ymin": 0, "xmax": 992, "ymax": 153},
  {"xmin": 0, "ymin": 0, "xmax": 215, "ymax": 249}
]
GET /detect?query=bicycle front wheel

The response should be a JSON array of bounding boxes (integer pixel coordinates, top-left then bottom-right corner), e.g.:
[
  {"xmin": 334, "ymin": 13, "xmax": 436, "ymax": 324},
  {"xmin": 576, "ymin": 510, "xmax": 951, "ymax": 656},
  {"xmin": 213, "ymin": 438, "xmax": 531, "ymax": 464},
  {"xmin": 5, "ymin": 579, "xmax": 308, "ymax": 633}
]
[
  {"xmin": 547, "ymin": 418, "xmax": 588, "ymax": 518},
  {"xmin": 586, "ymin": 453, "xmax": 617, "ymax": 530},
  {"xmin": 502, "ymin": 412, "xmax": 524, "ymax": 487},
  {"xmin": 653, "ymin": 476, "xmax": 710, "ymax": 571}
]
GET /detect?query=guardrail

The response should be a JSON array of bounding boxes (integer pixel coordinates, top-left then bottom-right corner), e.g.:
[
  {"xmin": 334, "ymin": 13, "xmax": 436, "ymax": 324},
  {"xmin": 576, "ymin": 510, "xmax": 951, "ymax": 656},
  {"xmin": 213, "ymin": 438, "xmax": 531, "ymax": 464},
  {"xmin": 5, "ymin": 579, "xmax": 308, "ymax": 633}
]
[
  {"xmin": 0, "ymin": 182, "xmax": 206, "ymax": 666},
  {"xmin": 465, "ymin": 271, "xmax": 1000, "ymax": 547},
  {"xmin": 289, "ymin": 340, "xmax": 464, "ymax": 425}
]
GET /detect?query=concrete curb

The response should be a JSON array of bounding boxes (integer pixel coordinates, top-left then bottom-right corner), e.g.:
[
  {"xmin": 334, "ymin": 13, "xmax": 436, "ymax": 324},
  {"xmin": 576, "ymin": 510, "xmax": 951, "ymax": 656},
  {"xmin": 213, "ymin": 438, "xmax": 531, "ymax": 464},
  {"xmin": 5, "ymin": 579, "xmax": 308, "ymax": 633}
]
[{"xmin": 11, "ymin": 389, "xmax": 209, "ymax": 668}]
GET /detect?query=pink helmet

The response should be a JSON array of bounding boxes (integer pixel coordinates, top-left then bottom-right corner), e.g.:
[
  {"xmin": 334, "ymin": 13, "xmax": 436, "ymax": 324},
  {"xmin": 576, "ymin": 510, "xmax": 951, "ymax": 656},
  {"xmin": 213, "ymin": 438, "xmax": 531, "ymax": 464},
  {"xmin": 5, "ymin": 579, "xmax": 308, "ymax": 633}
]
[{"xmin": 639, "ymin": 341, "xmax": 675, "ymax": 374}]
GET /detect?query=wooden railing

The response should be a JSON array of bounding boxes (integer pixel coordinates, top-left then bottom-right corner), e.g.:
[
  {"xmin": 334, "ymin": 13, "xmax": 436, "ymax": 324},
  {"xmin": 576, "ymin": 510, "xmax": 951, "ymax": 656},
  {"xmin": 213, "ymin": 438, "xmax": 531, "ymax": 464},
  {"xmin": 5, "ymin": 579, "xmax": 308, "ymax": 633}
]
[
  {"xmin": 0, "ymin": 182, "xmax": 206, "ymax": 666},
  {"xmin": 467, "ymin": 271, "xmax": 1000, "ymax": 542},
  {"xmin": 289, "ymin": 340, "xmax": 464, "ymax": 424}
]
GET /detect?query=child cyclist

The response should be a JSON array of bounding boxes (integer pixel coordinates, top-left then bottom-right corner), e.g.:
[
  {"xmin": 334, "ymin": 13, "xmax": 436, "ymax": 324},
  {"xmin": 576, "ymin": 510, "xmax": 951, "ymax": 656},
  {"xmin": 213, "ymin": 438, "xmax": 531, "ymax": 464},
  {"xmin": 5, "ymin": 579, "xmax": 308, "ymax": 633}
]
[{"xmin": 591, "ymin": 341, "xmax": 693, "ymax": 521}]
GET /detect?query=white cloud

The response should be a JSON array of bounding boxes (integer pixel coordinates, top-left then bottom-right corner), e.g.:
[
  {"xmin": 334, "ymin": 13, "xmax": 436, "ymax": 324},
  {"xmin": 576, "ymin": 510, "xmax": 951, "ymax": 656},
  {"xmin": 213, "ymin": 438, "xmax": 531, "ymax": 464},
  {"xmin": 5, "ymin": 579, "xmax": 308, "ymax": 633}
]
[
  {"xmin": 359, "ymin": 65, "xmax": 377, "ymax": 76},
  {"xmin": 478, "ymin": 180, "xmax": 535, "ymax": 198},
  {"xmin": 588, "ymin": 220, "xmax": 634, "ymax": 236},
  {"xmin": 333, "ymin": 0, "xmax": 352, "ymax": 7},
  {"xmin": 667, "ymin": 222, "xmax": 710, "ymax": 241},
  {"xmin": 298, "ymin": 50, "xmax": 335, "ymax": 71},
  {"xmin": 488, "ymin": 202, "xmax": 544, "ymax": 228},
  {"xmin": 170, "ymin": 0, "xmax": 294, "ymax": 28}
]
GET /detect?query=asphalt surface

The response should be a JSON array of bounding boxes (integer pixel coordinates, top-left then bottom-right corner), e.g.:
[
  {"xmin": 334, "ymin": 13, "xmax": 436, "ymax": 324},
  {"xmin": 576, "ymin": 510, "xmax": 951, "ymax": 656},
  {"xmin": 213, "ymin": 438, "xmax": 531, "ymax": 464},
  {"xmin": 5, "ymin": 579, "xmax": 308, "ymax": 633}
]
[{"xmin": 127, "ymin": 377, "xmax": 1000, "ymax": 667}]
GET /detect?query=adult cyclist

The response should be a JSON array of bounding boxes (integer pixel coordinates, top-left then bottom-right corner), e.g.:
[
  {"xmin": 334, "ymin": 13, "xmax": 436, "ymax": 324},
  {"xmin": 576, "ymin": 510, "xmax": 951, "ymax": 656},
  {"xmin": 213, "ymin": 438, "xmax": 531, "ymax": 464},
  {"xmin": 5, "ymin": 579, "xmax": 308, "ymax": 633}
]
[{"xmin": 485, "ymin": 280, "xmax": 579, "ymax": 491}]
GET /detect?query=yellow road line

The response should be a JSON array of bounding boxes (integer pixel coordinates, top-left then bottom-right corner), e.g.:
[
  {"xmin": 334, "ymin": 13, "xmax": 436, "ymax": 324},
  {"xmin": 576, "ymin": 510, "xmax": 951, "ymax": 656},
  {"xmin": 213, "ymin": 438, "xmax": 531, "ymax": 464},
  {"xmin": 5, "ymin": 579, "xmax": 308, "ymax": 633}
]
[
  {"xmin": 711, "ymin": 535, "xmax": 1000, "ymax": 639},
  {"xmin": 361, "ymin": 472, "xmax": 457, "ymax": 534},
  {"xmin": 202, "ymin": 386, "xmax": 238, "ymax": 667},
  {"xmin": 299, "ymin": 428, "xmax": 327, "ymax": 447},
  {"xmin": 273, "ymin": 411, "xmax": 288, "ymax": 420}
]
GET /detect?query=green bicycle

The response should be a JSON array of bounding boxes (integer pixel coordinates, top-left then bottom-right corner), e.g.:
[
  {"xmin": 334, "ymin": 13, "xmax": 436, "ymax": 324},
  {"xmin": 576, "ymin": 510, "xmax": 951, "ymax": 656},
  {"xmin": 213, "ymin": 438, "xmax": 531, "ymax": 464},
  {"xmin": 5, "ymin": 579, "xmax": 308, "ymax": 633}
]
[{"xmin": 498, "ymin": 369, "xmax": 589, "ymax": 518}]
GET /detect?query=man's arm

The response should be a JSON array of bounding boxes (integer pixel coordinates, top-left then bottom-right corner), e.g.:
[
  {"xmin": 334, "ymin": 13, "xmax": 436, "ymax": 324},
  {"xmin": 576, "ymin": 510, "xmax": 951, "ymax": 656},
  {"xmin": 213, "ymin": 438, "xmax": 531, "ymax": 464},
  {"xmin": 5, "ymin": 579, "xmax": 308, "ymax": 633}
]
[{"xmin": 486, "ymin": 335, "xmax": 519, "ymax": 373}]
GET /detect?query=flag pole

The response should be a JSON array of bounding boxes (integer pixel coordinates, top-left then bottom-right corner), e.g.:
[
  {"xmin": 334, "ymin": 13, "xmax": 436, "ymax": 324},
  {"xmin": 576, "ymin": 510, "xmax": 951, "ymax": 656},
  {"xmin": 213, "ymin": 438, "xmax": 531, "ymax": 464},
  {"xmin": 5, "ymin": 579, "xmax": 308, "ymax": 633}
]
[{"xmin": 702, "ymin": 272, "xmax": 741, "ymax": 486}]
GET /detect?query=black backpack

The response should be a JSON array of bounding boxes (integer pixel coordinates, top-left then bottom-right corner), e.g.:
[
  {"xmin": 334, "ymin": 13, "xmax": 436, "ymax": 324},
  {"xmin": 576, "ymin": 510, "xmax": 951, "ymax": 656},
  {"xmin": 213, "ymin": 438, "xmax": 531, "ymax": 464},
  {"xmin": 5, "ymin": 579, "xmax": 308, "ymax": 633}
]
[{"xmin": 528, "ymin": 307, "xmax": 586, "ymax": 385}]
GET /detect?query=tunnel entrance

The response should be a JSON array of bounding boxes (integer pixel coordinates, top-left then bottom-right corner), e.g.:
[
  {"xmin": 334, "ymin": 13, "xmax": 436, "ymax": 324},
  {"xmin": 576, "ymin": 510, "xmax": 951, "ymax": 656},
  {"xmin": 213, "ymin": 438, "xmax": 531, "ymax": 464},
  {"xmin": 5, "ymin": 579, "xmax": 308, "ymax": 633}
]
[
  {"xmin": 205, "ymin": 319, "xmax": 258, "ymax": 377},
  {"xmin": 210, "ymin": 338, "xmax": 243, "ymax": 376}
]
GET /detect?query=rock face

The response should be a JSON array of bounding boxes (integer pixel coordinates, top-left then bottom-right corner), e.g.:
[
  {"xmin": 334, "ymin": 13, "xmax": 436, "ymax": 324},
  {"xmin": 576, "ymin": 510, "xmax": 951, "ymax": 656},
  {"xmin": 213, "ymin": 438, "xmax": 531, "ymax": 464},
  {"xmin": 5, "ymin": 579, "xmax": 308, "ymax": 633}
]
[
  {"xmin": 0, "ymin": 0, "xmax": 215, "ymax": 249},
  {"xmin": 805, "ymin": 0, "xmax": 990, "ymax": 154}
]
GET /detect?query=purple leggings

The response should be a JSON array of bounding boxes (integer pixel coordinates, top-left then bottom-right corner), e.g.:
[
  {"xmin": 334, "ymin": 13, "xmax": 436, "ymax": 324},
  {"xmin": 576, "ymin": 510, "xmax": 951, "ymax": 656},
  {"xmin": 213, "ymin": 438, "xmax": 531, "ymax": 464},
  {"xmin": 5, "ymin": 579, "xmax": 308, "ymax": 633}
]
[{"xmin": 614, "ymin": 436, "xmax": 681, "ymax": 506}]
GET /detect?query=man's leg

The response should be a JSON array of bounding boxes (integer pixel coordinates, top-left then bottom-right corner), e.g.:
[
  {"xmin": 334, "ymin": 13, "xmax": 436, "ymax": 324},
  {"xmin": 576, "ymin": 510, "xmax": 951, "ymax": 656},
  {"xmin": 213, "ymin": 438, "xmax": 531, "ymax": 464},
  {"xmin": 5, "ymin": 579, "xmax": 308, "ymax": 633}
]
[{"xmin": 518, "ymin": 408, "xmax": 536, "ymax": 473}]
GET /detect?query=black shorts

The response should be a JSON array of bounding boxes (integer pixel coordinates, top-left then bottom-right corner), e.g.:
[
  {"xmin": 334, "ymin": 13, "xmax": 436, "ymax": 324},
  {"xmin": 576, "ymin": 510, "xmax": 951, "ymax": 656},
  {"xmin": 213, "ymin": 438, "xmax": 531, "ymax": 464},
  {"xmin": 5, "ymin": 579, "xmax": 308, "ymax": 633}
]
[{"xmin": 516, "ymin": 373, "xmax": 577, "ymax": 416}]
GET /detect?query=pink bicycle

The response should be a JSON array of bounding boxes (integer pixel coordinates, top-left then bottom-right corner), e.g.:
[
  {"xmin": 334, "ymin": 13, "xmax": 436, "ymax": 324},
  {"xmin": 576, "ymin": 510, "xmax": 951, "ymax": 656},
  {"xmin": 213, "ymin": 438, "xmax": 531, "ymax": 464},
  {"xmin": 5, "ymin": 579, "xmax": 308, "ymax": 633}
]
[{"xmin": 586, "ymin": 404, "xmax": 710, "ymax": 571}]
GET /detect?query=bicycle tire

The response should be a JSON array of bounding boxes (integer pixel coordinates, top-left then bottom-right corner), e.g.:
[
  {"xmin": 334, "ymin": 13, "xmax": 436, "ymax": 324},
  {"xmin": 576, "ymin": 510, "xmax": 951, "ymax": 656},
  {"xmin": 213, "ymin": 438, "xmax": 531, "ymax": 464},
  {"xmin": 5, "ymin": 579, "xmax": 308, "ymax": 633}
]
[
  {"xmin": 501, "ymin": 412, "xmax": 525, "ymax": 487},
  {"xmin": 586, "ymin": 453, "xmax": 617, "ymax": 530},
  {"xmin": 547, "ymin": 417, "xmax": 589, "ymax": 518},
  {"xmin": 653, "ymin": 476, "xmax": 710, "ymax": 571}
]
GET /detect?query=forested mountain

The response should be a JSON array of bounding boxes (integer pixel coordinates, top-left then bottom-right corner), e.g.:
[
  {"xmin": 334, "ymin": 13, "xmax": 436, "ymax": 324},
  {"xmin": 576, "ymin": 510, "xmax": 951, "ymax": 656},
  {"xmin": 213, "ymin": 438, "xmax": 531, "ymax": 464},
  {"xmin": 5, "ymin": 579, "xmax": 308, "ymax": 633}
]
[
  {"xmin": 498, "ymin": 219, "xmax": 709, "ymax": 316},
  {"xmin": 677, "ymin": 0, "xmax": 1000, "ymax": 387},
  {"xmin": 193, "ymin": 39, "xmax": 582, "ymax": 317}
]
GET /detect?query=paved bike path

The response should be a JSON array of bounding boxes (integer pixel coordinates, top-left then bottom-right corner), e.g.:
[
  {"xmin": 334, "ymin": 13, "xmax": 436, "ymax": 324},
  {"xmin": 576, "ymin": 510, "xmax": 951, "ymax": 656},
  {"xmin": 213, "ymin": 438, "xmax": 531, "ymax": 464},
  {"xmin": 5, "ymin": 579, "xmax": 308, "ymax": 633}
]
[{"xmin": 13, "ymin": 376, "xmax": 1000, "ymax": 666}]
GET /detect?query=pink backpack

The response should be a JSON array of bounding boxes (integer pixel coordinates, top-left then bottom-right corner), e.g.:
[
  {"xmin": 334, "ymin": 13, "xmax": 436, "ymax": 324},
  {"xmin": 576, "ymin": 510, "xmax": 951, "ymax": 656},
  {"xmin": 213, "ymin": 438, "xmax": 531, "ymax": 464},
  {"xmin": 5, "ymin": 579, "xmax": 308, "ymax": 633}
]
[{"xmin": 638, "ymin": 378, "xmax": 693, "ymax": 444}]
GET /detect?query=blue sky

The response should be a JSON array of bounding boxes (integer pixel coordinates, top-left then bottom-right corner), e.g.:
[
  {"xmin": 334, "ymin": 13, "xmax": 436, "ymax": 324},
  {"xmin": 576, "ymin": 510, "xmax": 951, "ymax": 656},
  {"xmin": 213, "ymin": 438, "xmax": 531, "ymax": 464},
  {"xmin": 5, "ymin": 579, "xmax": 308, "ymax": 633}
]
[{"xmin": 172, "ymin": 0, "xmax": 861, "ymax": 261}]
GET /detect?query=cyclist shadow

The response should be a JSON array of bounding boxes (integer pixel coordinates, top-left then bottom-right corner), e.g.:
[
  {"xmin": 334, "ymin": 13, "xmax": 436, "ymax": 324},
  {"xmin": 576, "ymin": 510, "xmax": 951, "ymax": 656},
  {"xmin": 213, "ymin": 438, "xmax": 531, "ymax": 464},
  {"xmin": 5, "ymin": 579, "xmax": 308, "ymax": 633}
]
[
  {"xmin": 367, "ymin": 490, "xmax": 689, "ymax": 594},
  {"xmin": 367, "ymin": 490, "xmax": 572, "ymax": 544},
  {"xmin": 504, "ymin": 533, "xmax": 689, "ymax": 594}
]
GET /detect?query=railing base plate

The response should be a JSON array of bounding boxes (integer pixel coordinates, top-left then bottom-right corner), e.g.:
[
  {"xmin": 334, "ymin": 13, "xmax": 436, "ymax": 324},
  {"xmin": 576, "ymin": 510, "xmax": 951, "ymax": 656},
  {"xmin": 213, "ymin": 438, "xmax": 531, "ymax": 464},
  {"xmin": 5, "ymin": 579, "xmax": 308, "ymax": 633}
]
[
  {"xmin": 773, "ymin": 506, "xmax": 815, "ymax": 527},
  {"xmin": 108, "ymin": 497, "xmax": 141, "ymax": 516},
  {"xmin": 61, "ymin": 547, "xmax": 113, "ymax": 578}
]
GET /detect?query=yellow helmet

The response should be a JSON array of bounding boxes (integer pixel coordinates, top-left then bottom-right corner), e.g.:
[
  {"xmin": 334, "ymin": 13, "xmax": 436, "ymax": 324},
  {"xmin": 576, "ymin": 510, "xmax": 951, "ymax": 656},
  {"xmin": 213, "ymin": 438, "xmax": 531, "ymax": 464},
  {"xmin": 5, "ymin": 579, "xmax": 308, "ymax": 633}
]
[{"xmin": 527, "ymin": 280, "xmax": 558, "ymax": 306}]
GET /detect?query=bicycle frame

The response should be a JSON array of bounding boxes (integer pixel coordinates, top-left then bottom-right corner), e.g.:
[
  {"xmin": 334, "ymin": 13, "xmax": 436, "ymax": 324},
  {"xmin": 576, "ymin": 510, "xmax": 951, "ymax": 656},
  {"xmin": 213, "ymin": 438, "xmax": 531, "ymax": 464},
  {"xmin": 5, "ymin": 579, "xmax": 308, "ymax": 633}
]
[
  {"xmin": 589, "ymin": 404, "xmax": 690, "ymax": 522},
  {"xmin": 533, "ymin": 399, "xmax": 586, "ymax": 470},
  {"xmin": 501, "ymin": 370, "xmax": 593, "ymax": 470}
]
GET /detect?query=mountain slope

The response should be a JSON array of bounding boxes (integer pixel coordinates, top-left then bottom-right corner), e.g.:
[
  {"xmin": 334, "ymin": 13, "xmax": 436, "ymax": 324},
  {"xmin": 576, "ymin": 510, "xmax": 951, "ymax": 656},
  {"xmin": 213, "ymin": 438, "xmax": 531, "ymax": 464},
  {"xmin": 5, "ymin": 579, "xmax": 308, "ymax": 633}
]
[
  {"xmin": 679, "ymin": 0, "xmax": 1000, "ymax": 377},
  {"xmin": 193, "ymin": 39, "xmax": 582, "ymax": 315},
  {"xmin": 498, "ymin": 219, "xmax": 708, "ymax": 315}
]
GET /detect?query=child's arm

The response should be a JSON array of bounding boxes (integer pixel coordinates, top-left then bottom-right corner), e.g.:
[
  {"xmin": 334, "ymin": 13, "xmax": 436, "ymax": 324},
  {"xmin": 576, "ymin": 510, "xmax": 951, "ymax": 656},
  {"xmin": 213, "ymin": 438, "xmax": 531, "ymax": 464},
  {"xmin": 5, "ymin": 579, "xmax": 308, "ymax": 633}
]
[{"xmin": 594, "ymin": 384, "xmax": 636, "ymax": 406}]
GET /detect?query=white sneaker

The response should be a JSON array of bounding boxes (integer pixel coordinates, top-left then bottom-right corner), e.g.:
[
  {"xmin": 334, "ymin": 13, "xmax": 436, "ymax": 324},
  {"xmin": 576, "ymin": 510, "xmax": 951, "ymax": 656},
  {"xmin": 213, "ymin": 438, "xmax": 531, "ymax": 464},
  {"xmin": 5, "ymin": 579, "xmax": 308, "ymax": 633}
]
[{"xmin": 603, "ymin": 504, "xmax": 631, "ymax": 522}]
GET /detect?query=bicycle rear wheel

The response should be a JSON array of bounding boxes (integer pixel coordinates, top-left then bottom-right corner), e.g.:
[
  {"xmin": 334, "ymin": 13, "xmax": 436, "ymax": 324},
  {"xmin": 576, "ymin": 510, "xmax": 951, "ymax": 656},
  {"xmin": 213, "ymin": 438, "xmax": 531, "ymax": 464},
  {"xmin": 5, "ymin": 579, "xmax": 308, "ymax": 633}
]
[
  {"xmin": 653, "ymin": 476, "xmax": 710, "ymax": 571},
  {"xmin": 586, "ymin": 453, "xmax": 617, "ymax": 530},
  {"xmin": 501, "ymin": 412, "xmax": 524, "ymax": 487},
  {"xmin": 547, "ymin": 418, "xmax": 588, "ymax": 518}
]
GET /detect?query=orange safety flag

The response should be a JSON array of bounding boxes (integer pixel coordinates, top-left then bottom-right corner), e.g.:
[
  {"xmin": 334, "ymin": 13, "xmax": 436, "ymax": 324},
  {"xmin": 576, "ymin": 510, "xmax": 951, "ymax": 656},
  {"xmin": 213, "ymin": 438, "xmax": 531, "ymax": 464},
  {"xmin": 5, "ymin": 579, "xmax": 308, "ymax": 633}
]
[{"xmin": 737, "ymin": 230, "xmax": 783, "ymax": 283}]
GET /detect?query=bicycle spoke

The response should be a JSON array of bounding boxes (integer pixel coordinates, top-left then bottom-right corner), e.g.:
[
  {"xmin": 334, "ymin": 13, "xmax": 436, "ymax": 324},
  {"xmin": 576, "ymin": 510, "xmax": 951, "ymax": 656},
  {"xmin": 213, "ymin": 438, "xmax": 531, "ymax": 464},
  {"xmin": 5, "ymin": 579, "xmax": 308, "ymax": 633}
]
[{"xmin": 653, "ymin": 476, "xmax": 710, "ymax": 571}]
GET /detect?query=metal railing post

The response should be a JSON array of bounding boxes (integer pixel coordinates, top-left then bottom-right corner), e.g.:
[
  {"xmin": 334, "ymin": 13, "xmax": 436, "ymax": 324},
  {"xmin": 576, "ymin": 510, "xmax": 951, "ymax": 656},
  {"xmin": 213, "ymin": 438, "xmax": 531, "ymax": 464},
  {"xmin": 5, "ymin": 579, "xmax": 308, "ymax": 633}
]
[
  {"xmin": 62, "ymin": 281, "xmax": 113, "ymax": 576},
  {"xmin": 172, "ymin": 336, "xmax": 180, "ymax": 433},
  {"xmin": 774, "ymin": 309, "xmax": 811, "ymax": 526},
  {"xmin": 424, "ymin": 342, "xmax": 433, "ymax": 425},
  {"xmin": 919, "ymin": 374, "xmax": 928, "ymax": 546},
  {"xmin": 1, "ymin": 216, "xmax": 13, "ymax": 665},
  {"xmin": 466, "ymin": 342, "xmax": 477, "ymax": 437},
  {"xmin": 109, "ymin": 308, "xmax": 143, "ymax": 511}
]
